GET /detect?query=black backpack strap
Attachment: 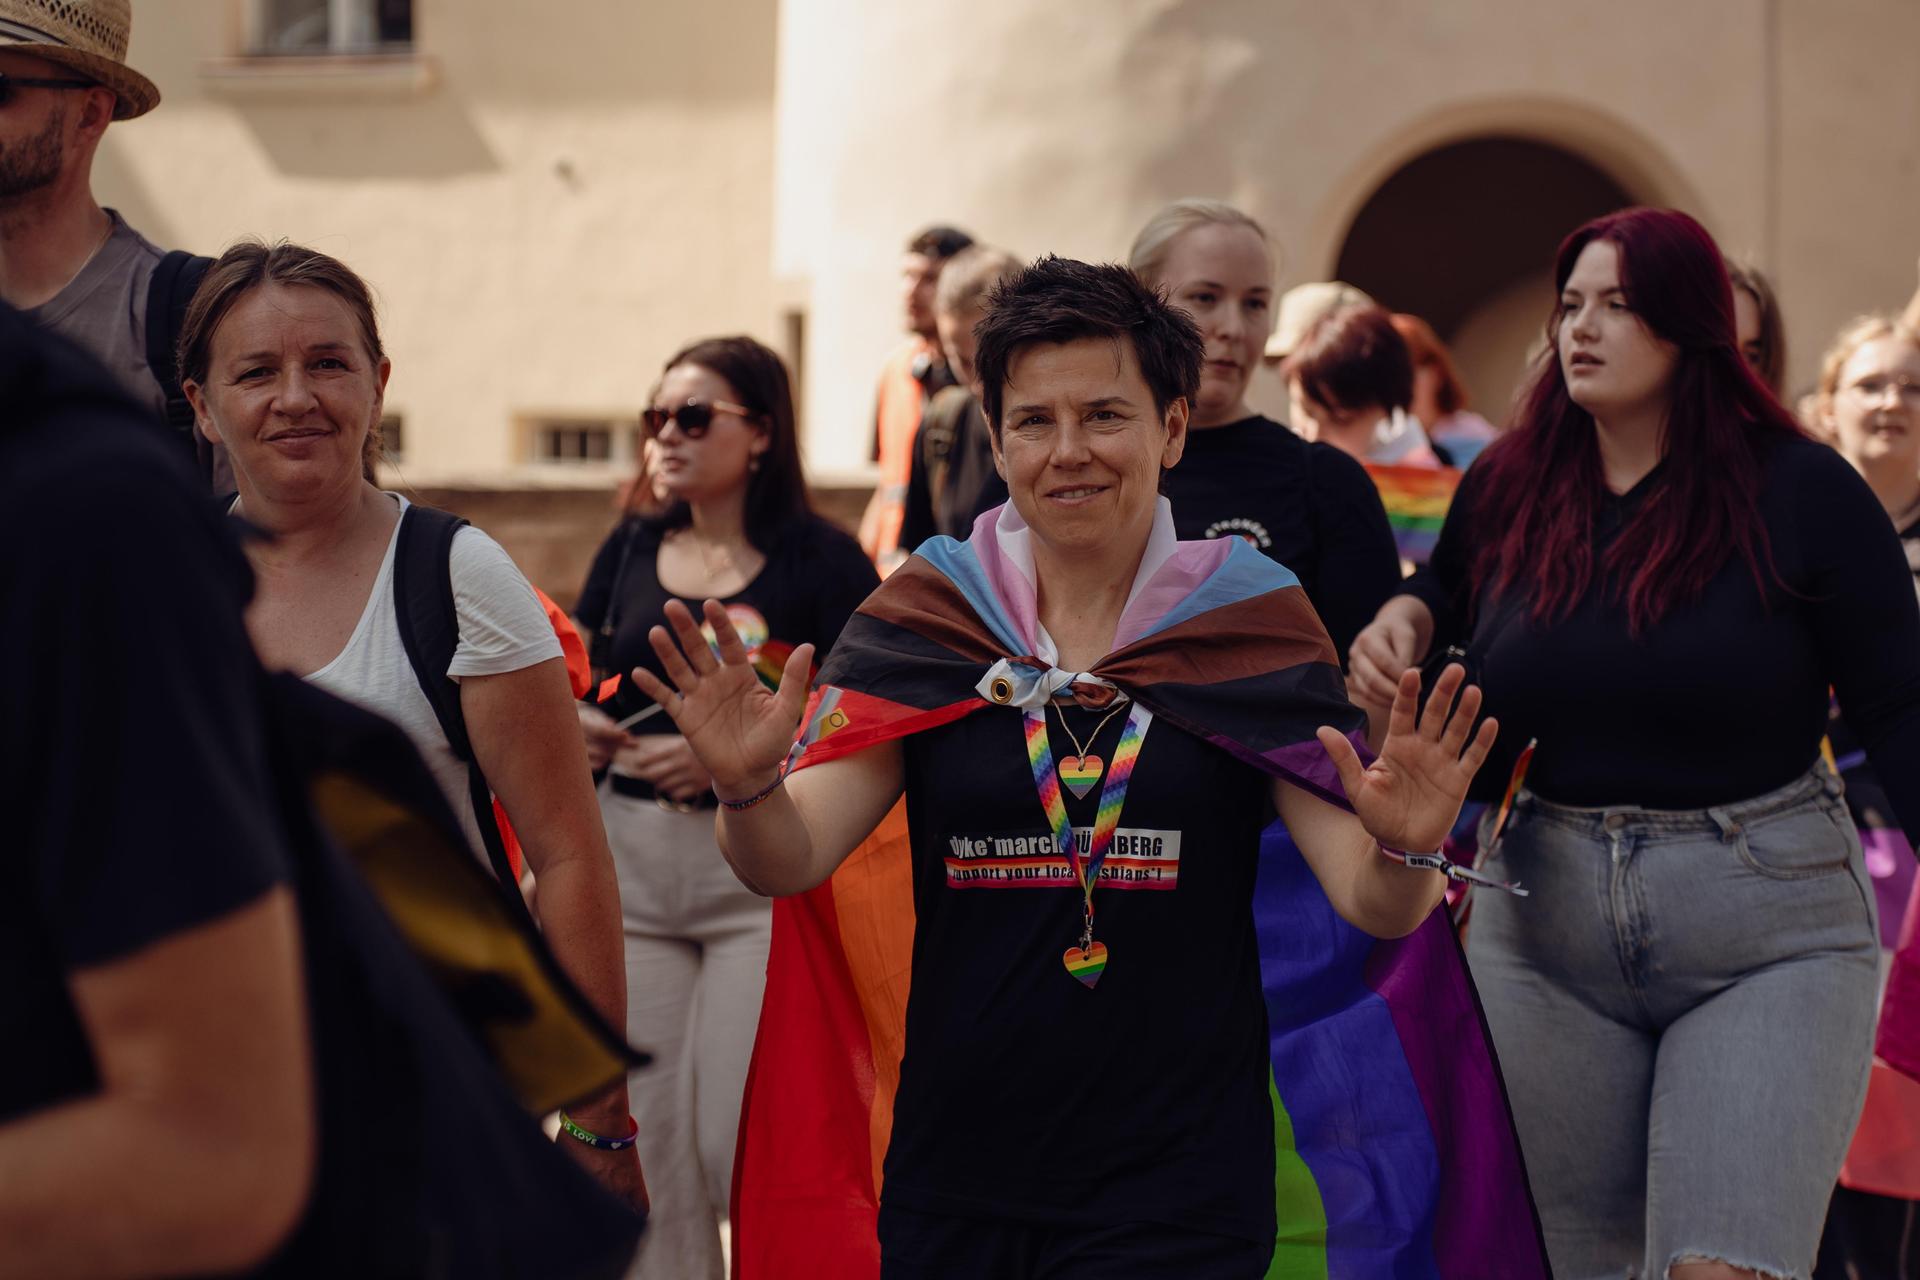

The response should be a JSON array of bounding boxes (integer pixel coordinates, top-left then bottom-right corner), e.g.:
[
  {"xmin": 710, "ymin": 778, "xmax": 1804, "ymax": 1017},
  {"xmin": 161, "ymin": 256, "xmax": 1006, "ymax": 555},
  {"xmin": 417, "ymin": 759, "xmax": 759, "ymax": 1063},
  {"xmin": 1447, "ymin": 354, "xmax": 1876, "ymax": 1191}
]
[
  {"xmin": 392, "ymin": 504, "xmax": 533, "ymax": 913},
  {"xmin": 144, "ymin": 250, "xmax": 213, "ymax": 461}
]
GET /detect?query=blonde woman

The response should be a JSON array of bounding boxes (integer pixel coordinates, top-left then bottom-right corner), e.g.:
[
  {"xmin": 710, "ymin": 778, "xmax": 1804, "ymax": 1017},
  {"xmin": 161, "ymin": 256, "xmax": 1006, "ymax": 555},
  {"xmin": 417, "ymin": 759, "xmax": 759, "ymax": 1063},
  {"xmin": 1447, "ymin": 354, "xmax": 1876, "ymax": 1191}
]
[
  {"xmin": 1128, "ymin": 200, "xmax": 1400, "ymax": 657},
  {"xmin": 1810, "ymin": 314, "xmax": 1920, "ymax": 1280}
]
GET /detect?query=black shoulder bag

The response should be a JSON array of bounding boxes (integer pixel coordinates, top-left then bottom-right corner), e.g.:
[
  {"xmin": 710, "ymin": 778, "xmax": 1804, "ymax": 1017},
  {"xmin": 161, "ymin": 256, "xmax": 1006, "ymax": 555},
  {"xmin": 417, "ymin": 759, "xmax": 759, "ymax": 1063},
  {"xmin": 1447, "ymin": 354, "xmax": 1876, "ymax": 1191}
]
[
  {"xmin": 390, "ymin": 503, "xmax": 536, "ymax": 925},
  {"xmin": 143, "ymin": 249, "xmax": 213, "ymax": 466}
]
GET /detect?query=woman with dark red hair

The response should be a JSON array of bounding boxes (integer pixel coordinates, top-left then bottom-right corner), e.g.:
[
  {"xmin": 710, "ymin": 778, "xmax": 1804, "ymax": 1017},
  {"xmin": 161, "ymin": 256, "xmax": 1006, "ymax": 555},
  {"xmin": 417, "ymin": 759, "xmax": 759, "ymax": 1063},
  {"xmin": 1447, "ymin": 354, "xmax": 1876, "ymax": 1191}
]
[{"xmin": 1350, "ymin": 208, "xmax": 1920, "ymax": 1280}]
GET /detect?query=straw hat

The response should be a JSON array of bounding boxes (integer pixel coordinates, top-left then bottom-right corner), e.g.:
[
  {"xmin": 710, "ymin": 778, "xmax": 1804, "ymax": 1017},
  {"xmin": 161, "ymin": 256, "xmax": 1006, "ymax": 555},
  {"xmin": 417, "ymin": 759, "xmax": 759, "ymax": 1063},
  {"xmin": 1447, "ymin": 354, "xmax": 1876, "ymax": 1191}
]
[
  {"xmin": 1266, "ymin": 281, "xmax": 1375, "ymax": 360},
  {"xmin": 0, "ymin": 0, "xmax": 158, "ymax": 120}
]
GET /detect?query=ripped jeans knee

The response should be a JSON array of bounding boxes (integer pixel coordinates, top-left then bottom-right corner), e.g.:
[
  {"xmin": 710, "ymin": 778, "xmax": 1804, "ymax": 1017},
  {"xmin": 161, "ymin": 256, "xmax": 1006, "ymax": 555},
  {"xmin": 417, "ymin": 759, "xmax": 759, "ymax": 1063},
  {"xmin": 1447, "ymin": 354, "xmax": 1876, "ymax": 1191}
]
[{"xmin": 1666, "ymin": 1253, "xmax": 1796, "ymax": 1280}]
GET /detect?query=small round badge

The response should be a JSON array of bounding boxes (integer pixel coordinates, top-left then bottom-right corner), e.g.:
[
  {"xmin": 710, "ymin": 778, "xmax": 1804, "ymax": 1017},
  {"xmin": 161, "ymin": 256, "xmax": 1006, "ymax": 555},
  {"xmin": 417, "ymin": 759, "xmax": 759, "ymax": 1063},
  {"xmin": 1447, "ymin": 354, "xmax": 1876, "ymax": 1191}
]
[{"xmin": 989, "ymin": 676, "xmax": 1014, "ymax": 704}]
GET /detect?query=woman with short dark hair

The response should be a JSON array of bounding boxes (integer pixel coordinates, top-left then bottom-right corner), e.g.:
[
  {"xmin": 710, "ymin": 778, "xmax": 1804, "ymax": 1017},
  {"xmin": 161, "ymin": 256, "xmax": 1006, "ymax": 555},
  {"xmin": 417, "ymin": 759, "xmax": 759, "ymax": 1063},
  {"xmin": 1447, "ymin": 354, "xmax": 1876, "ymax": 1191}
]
[
  {"xmin": 1350, "ymin": 208, "xmax": 1920, "ymax": 1280},
  {"xmin": 640, "ymin": 257, "xmax": 1542, "ymax": 1279},
  {"xmin": 573, "ymin": 335, "xmax": 876, "ymax": 1279}
]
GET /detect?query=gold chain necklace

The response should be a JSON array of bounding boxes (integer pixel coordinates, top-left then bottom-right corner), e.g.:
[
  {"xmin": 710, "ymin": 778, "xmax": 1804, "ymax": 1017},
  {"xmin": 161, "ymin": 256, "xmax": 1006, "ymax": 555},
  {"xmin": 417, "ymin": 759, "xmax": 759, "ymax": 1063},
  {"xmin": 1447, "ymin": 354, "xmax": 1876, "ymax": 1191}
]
[{"xmin": 677, "ymin": 528, "xmax": 748, "ymax": 589}]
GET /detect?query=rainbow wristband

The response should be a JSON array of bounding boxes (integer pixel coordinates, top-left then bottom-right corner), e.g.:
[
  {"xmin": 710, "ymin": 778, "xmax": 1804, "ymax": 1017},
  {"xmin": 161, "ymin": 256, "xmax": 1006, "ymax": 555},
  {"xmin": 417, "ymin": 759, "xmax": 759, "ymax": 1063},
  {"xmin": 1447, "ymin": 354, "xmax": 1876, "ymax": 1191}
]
[{"xmin": 557, "ymin": 1110, "xmax": 639, "ymax": 1151}]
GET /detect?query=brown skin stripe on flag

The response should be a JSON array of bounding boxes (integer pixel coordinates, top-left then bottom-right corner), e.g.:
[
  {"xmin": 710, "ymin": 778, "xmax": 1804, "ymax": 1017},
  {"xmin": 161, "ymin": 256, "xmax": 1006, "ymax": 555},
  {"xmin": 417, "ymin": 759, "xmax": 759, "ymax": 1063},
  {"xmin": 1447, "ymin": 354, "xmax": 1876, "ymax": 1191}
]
[
  {"xmin": 861, "ymin": 557, "xmax": 1337, "ymax": 687},
  {"xmin": 857, "ymin": 557, "xmax": 1018, "ymax": 663},
  {"xmin": 1096, "ymin": 588, "xmax": 1339, "ymax": 688}
]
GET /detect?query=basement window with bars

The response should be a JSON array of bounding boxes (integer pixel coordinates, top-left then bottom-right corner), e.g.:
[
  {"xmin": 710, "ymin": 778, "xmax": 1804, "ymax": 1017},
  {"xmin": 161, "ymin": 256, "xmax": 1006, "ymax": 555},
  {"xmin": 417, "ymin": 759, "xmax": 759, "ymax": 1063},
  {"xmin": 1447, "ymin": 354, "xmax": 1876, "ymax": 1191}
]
[{"xmin": 250, "ymin": 0, "xmax": 412, "ymax": 55}]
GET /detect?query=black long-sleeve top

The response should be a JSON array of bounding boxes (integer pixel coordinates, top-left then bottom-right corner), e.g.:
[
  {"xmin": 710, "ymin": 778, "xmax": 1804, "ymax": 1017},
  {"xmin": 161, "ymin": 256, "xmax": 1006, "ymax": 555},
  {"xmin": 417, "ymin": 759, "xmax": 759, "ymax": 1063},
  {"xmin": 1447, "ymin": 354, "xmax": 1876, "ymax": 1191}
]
[
  {"xmin": 1163, "ymin": 415, "xmax": 1404, "ymax": 659},
  {"xmin": 1403, "ymin": 433, "xmax": 1920, "ymax": 842}
]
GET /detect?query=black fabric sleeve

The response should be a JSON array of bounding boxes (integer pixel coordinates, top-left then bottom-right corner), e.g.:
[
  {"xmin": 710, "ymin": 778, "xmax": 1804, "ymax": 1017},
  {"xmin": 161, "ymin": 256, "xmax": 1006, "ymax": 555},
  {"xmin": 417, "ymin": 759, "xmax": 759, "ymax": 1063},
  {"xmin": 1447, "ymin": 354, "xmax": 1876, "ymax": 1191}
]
[
  {"xmin": 15, "ymin": 451, "xmax": 288, "ymax": 969},
  {"xmin": 1400, "ymin": 460, "xmax": 1488, "ymax": 655},
  {"xmin": 799, "ymin": 519, "xmax": 882, "ymax": 661},
  {"xmin": 1303, "ymin": 443, "xmax": 1405, "ymax": 659},
  {"xmin": 572, "ymin": 519, "xmax": 635, "ymax": 634},
  {"xmin": 1794, "ymin": 449, "xmax": 1920, "ymax": 843},
  {"xmin": 899, "ymin": 426, "xmax": 937, "ymax": 552}
]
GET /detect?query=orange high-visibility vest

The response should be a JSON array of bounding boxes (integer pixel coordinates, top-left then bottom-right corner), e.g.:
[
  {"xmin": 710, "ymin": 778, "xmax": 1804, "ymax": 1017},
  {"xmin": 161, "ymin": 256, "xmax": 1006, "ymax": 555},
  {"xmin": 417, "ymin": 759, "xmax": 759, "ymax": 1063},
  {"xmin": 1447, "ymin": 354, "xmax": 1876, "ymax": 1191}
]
[{"xmin": 858, "ymin": 337, "xmax": 943, "ymax": 572}]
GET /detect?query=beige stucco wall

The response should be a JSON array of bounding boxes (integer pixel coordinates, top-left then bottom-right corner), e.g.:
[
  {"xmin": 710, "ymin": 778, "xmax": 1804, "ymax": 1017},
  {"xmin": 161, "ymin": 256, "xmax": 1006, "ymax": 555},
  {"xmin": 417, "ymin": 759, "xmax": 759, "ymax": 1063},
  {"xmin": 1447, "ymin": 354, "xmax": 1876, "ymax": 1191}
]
[
  {"xmin": 102, "ymin": 0, "xmax": 1920, "ymax": 499},
  {"xmin": 104, "ymin": 0, "xmax": 780, "ymax": 488},
  {"xmin": 1776, "ymin": 0, "xmax": 1920, "ymax": 395},
  {"xmin": 777, "ymin": 0, "xmax": 1920, "ymax": 460}
]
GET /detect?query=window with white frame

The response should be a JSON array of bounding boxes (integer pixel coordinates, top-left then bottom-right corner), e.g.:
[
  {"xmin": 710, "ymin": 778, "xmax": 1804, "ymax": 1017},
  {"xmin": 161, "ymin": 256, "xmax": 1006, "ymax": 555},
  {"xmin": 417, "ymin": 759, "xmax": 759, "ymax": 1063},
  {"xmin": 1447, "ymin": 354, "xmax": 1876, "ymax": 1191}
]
[{"xmin": 250, "ymin": 0, "xmax": 412, "ymax": 55}]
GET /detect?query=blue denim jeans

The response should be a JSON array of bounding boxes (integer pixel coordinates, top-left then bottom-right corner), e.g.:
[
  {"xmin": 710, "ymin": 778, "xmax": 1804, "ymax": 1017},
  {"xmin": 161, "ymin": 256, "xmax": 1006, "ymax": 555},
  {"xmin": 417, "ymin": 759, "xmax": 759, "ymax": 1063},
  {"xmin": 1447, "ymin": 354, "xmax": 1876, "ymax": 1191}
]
[{"xmin": 1468, "ymin": 765, "xmax": 1880, "ymax": 1280}]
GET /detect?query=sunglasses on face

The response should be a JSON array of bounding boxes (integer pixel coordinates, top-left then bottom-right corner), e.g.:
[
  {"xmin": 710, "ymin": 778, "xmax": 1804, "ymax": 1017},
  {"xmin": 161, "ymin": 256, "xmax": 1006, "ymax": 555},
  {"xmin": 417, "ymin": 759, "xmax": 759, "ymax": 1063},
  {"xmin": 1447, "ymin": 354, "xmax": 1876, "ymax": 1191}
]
[
  {"xmin": 0, "ymin": 73, "xmax": 97, "ymax": 106},
  {"xmin": 641, "ymin": 398, "xmax": 762, "ymax": 439}
]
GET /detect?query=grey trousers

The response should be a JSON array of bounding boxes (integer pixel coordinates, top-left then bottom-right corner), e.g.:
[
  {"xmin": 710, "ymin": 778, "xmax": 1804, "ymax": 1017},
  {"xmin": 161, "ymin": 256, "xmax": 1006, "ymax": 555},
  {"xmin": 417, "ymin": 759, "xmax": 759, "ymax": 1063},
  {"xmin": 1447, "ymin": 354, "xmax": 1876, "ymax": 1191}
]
[
  {"xmin": 1469, "ymin": 765, "xmax": 1880, "ymax": 1280},
  {"xmin": 602, "ymin": 784, "xmax": 772, "ymax": 1280}
]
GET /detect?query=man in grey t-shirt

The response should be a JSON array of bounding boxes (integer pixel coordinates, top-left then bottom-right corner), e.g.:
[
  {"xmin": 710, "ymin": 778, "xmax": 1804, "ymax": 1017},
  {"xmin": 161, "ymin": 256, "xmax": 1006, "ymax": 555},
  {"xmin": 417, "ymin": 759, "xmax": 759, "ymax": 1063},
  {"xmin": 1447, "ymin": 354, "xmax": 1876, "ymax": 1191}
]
[{"xmin": 0, "ymin": 1, "xmax": 230, "ymax": 489}]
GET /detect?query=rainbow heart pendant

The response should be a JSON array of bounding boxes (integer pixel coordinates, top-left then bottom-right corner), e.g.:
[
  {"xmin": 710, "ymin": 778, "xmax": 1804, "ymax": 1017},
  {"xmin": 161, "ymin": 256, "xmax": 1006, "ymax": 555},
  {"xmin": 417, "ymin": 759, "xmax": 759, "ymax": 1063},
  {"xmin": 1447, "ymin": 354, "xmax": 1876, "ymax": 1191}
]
[
  {"xmin": 1062, "ymin": 941, "xmax": 1109, "ymax": 988},
  {"xmin": 1058, "ymin": 754, "xmax": 1105, "ymax": 800}
]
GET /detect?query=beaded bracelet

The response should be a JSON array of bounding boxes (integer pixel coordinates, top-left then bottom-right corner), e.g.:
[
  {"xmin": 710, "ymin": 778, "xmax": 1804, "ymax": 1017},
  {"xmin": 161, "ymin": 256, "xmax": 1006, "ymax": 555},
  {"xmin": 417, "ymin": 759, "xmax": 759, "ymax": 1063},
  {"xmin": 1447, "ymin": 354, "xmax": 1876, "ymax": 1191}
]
[
  {"xmin": 717, "ymin": 769, "xmax": 787, "ymax": 812},
  {"xmin": 557, "ymin": 1110, "xmax": 639, "ymax": 1151}
]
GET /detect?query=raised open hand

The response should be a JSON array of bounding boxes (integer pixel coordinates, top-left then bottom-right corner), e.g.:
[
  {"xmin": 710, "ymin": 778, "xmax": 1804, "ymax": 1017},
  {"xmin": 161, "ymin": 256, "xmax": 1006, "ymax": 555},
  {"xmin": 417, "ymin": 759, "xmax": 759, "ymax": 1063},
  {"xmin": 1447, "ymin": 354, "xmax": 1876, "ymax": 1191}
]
[
  {"xmin": 1314, "ymin": 663, "xmax": 1498, "ymax": 854},
  {"xmin": 627, "ymin": 598, "xmax": 815, "ymax": 798}
]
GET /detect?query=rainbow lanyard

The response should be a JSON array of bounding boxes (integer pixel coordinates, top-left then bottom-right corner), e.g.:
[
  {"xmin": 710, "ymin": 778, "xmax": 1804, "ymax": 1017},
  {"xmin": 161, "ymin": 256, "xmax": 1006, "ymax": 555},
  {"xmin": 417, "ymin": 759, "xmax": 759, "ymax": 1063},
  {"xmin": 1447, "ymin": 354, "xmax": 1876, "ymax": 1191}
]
[{"xmin": 1023, "ymin": 700, "xmax": 1152, "ymax": 986}]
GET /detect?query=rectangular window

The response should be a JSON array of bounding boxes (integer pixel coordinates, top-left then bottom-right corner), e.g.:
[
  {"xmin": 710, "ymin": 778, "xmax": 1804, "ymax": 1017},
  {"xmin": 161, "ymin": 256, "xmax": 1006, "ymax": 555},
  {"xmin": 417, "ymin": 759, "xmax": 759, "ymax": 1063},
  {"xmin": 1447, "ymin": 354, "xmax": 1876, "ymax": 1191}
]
[
  {"xmin": 250, "ymin": 0, "xmax": 412, "ymax": 55},
  {"xmin": 528, "ymin": 418, "xmax": 619, "ymax": 465}
]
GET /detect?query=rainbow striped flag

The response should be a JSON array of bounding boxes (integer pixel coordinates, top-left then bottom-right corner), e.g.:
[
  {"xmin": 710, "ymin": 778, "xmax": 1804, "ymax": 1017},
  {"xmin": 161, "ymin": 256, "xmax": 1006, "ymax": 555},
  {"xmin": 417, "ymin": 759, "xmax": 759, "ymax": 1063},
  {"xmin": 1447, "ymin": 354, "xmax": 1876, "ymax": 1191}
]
[
  {"xmin": 729, "ymin": 503, "xmax": 1546, "ymax": 1279},
  {"xmin": 1366, "ymin": 463, "xmax": 1462, "ymax": 566}
]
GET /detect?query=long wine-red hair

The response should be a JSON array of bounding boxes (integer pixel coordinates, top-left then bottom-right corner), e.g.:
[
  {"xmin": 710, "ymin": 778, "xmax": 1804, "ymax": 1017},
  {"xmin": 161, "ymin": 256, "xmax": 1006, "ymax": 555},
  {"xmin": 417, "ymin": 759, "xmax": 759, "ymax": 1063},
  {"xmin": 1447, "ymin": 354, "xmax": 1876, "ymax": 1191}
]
[{"xmin": 1469, "ymin": 207, "xmax": 1802, "ymax": 634}]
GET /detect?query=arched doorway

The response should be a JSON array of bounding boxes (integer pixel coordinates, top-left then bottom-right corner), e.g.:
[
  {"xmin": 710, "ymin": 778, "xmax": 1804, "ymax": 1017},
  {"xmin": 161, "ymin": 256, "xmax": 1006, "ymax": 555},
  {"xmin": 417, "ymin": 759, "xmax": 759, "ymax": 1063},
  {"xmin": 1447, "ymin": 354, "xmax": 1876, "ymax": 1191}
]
[{"xmin": 1332, "ymin": 136, "xmax": 1638, "ymax": 421}]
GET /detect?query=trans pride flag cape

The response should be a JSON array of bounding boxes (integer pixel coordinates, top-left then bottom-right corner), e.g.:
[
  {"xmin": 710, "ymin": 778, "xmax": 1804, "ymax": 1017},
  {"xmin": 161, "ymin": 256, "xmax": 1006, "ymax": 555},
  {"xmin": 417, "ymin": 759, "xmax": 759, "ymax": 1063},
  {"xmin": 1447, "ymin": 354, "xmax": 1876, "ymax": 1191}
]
[{"xmin": 730, "ymin": 501, "xmax": 1548, "ymax": 1280}]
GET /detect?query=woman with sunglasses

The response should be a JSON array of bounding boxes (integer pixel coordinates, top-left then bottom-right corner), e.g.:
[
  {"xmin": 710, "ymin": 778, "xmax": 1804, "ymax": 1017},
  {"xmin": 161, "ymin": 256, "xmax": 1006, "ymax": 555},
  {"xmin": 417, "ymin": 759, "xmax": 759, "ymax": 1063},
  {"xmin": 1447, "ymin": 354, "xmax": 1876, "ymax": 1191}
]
[
  {"xmin": 573, "ymin": 336, "xmax": 877, "ymax": 1280},
  {"xmin": 1349, "ymin": 209, "xmax": 1920, "ymax": 1280}
]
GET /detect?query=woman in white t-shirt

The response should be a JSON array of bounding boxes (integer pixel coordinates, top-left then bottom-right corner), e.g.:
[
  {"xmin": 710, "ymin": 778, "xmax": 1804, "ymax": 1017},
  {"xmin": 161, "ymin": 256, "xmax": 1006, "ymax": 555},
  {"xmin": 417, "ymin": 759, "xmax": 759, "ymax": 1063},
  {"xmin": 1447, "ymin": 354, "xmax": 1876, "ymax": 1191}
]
[{"xmin": 178, "ymin": 241, "xmax": 647, "ymax": 1216}]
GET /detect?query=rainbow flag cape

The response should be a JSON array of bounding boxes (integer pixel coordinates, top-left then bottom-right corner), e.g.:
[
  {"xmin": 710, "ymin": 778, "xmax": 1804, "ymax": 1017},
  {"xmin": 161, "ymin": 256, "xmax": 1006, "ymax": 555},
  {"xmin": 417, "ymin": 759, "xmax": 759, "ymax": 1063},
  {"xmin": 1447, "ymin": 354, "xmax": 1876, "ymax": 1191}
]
[
  {"xmin": 730, "ymin": 502, "xmax": 1547, "ymax": 1280},
  {"xmin": 1366, "ymin": 463, "xmax": 1461, "ymax": 566}
]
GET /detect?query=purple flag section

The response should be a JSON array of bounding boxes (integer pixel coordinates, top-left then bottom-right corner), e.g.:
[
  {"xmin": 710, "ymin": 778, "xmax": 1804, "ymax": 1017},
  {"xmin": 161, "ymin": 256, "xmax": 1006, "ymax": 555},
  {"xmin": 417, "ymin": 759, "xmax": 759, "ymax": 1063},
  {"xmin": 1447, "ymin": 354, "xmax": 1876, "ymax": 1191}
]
[
  {"xmin": 1257, "ymin": 823, "xmax": 1549, "ymax": 1279},
  {"xmin": 1365, "ymin": 915, "xmax": 1546, "ymax": 1277}
]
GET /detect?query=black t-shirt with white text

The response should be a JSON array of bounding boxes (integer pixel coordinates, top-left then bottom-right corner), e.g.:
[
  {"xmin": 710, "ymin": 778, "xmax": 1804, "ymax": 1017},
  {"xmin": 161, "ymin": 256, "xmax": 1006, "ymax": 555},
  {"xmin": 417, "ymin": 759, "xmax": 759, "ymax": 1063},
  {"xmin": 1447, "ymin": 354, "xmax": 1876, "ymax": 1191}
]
[
  {"xmin": 1163, "ymin": 414, "xmax": 1403, "ymax": 659},
  {"xmin": 885, "ymin": 701, "xmax": 1277, "ymax": 1243}
]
